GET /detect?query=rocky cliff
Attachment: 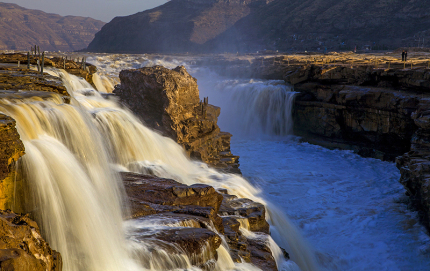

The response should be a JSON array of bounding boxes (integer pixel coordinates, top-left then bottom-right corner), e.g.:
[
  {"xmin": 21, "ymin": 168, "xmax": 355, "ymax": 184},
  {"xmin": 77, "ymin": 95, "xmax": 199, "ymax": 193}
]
[
  {"xmin": 0, "ymin": 3, "xmax": 105, "ymax": 52},
  {"xmin": 214, "ymin": 0, "xmax": 430, "ymax": 52},
  {"xmin": 87, "ymin": 0, "xmax": 430, "ymax": 53},
  {"xmin": 114, "ymin": 65, "xmax": 240, "ymax": 173},
  {"xmin": 86, "ymin": 0, "xmax": 271, "ymax": 53}
]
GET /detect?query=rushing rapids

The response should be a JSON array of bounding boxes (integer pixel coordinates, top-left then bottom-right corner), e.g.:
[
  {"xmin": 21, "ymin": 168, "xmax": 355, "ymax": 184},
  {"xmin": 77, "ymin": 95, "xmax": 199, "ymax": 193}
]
[
  {"xmin": 87, "ymin": 54, "xmax": 430, "ymax": 270},
  {"xmin": 0, "ymin": 66, "xmax": 317, "ymax": 271}
]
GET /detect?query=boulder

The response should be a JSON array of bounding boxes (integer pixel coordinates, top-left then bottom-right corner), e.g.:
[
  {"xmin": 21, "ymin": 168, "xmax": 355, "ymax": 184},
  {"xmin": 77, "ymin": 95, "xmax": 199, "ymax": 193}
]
[{"xmin": 114, "ymin": 65, "xmax": 240, "ymax": 173}]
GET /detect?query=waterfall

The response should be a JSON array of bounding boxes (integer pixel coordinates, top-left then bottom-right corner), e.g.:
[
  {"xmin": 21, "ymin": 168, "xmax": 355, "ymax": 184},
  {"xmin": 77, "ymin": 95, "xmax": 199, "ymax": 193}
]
[
  {"xmin": 0, "ymin": 67, "xmax": 318, "ymax": 271},
  {"xmin": 194, "ymin": 72, "xmax": 296, "ymax": 138}
]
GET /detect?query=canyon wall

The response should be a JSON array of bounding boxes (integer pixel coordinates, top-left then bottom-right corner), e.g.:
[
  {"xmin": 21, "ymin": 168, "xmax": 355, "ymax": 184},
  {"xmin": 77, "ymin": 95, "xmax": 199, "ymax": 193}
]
[{"xmin": 281, "ymin": 60, "xmax": 430, "ymax": 230}]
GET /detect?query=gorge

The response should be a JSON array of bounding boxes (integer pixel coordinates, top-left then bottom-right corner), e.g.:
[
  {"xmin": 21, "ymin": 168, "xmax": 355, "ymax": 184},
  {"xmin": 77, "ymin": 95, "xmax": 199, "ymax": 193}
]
[{"xmin": 1, "ymin": 50, "xmax": 430, "ymax": 271}]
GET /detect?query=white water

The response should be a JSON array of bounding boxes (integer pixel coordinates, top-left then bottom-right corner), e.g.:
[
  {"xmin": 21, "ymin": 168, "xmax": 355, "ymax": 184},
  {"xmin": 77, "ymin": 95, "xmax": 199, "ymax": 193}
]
[
  {"xmin": 0, "ymin": 65, "xmax": 317, "ymax": 271},
  {"xmin": 87, "ymin": 53, "xmax": 430, "ymax": 270}
]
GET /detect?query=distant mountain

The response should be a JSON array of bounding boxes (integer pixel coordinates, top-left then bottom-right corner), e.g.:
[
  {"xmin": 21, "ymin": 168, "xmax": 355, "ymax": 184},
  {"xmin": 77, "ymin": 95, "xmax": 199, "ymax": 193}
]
[
  {"xmin": 87, "ymin": 0, "xmax": 430, "ymax": 53},
  {"xmin": 0, "ymin": 2, "xmax": 105, "ymax": 52},
  {"xmin": 87, "ymin": 0, "xmax": 272, "ymax": 53},
  {"xmin": 214, "ymin": 0, "xmax": 430, "ymax": 52}
]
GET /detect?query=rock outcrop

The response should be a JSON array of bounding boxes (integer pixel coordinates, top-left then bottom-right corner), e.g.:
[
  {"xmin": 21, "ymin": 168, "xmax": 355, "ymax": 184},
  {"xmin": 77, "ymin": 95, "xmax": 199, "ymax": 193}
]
[
  {"xmin": 0, "ymin": 210, "xmax": 62, "ymax": 271},
  {"xmin": 0, "ymin": 2, "xmax": 105, "ymax": 51},
  {"xmin": 114, "ymin": 65, "xmax": 240, "ymax": 173},
  {"xmin": 122, "ymin": 172, "xmax": 282, "ymax": 271},
  {"xmin": 396, "ymin": 99, "xmax": 430, "ymax": 231},
  {"xmin": 0, "ymin": 114, "xmax": 25, "ymax": 212}
]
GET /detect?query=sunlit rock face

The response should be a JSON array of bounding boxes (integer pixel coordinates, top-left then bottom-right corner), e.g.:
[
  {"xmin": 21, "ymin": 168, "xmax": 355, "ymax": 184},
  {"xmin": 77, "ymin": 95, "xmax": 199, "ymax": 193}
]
[
  {"xmin": 0, "ymin": 3, "xmax": 105, "ymax": 51},
  {"xmin": 114, "ymin": 65, "xmax": 240, "ymax": 173},
  {"xmin": 0, "ymin": 210, "xmax": 62, "ymax": 271},
  {"xmin": 0, "ymin": 114, "xmax": 24, "ymax": 212}
]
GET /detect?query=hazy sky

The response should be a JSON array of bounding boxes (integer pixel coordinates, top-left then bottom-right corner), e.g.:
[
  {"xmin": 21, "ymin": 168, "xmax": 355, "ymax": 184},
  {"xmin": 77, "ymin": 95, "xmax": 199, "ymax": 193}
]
[{"xmin": 3, "ymin": 0, "xmax": 169, "ymax": 22}]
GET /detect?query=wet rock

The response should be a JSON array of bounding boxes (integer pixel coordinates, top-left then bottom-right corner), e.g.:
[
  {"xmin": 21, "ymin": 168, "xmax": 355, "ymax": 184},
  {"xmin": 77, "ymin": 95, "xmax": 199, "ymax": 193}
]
[
  {"xmin": 122, "ymin": 172, "xmax": 224, "ymax": 233},
  {"xmin": 114, "ymin": 65, "xmax": 240, "ymax": 173},
  {"xmin": 0, "ymin": 114, "xmax": 25, "ymax": 212},
  {"xmin": 219, "ymin": 194, "xmax": 270, "ymax": 234},
  {"xmin": 247, "ymin": 237, "xmax": 277, "ymax": 271},
  {"xmin": 0, "ymin": 69, "xmax": 68, "ymax": 95},
  {"xmin": 0, "ymin": 210, "xmax": 62, "ymax": 271},
  {"xmin": 122, "ymin": 172, "xmax": 223, "ymax": 211},
  {"xmin": 133, "ymin": 227, "xmax": 221, "ymax": 271}
]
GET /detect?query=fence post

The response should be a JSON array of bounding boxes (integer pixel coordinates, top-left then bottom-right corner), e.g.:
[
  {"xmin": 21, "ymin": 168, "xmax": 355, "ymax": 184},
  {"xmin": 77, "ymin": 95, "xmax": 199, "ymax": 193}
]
[
  {"xmin": 17, "ymin": 61, "xmax": 20, "ymax": 68},
  {"xmin": 41, "ymin": 52, "xmax": 45, "ymax": 75},
  {"xmin": 27, "ymin": 52, "xmax": 30, "ymax": 69}
]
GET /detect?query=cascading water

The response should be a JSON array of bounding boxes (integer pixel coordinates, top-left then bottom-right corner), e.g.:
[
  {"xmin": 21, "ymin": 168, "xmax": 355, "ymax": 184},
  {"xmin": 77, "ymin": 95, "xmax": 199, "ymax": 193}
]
[
  {"xmin": 197, "ymin": 78, "xmax": 296, "ymax": 137},
  {"xmin": 0, "ymin": 66, "xmax": 319, "ymax": 271},
  {"xmin": 82, "ymin": 53, "xmax": 430, "ymax": 270}
]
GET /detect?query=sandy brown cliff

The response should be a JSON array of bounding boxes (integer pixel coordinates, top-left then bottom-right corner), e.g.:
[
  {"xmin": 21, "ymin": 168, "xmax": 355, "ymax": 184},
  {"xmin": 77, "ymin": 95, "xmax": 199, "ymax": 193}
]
[{"xmin": 0, "ymin": 2, "xmax": 105, "ymax": 52}]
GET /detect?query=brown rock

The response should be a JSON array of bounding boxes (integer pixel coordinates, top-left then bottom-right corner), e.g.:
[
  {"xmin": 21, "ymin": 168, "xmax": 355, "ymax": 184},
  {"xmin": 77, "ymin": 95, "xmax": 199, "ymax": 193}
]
[
  {"xmin": 114, "ymin": 65, "xmax": 240, "ymax": 173},
  {"xmin": 0, "ymin": 114, "xmax": 25, "ymax": 212},
  {"xmin": 219, "ymin": 194, "xmax": 270, "ymax": 234},
  {"xmin": 122, "ymin": 172, "xmax": 224, "ymax": 233},
  {"xmin": 0, "ymin": 210, "xmax": 62, "ymax": 271},
  {"xmin": 134, "ymin": 227, "xmax": 221, "ymax": 270}
]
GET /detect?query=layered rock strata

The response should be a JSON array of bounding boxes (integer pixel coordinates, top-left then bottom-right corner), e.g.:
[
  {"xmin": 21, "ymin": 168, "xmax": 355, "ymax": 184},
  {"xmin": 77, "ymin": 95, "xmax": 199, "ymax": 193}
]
[
  {"xmin": 114, "ymin": 65, "xmax": 240, "ymax": 173},
  {"xmin": 0, "ymin": 210, "xmax": 62, "ymax": 270},
  {"xmin": 122, "ymin": 172, "xmax": 282, "ymax": 270}
]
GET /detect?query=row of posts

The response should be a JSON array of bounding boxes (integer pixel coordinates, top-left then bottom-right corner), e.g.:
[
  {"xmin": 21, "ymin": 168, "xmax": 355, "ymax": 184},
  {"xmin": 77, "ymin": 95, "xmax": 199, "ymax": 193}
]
[
  {"xmin": 22, "ymin": 45, "xmax": 87, "ymax": 75},
  {"xmin": 26, "ymin": 45, "xmax": 45, "ymax": 74},
  {"xmin": 61, "ymin": 56, "xmax": 87, "ymax": 70}
]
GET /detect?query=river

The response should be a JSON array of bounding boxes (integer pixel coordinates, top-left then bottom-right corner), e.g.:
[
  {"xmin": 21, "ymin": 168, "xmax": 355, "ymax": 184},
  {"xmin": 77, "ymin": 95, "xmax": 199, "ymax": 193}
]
[{"xmin": 33, "ymin": 53, "xmax": 430, "ymax": 270}]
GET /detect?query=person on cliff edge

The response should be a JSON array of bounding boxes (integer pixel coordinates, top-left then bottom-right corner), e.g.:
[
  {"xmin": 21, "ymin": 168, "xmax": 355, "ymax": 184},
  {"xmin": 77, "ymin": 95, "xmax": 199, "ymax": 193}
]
[
  {"xmin": 405, "ymin": 51, "xmax": 408, "ymax": 62},
  {"xmin": 402, "ymin": 50, "xmax": 405, "ymax": 61}
]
